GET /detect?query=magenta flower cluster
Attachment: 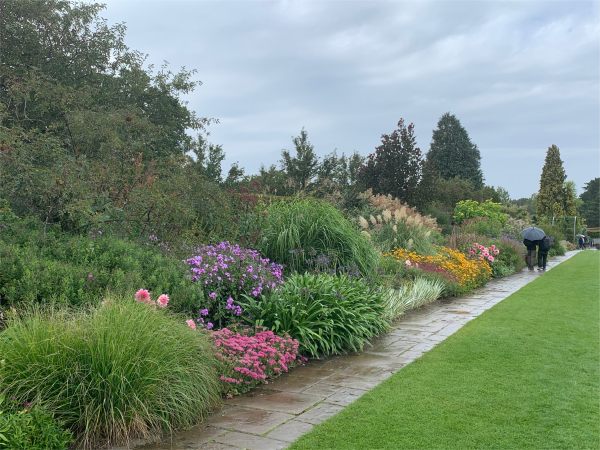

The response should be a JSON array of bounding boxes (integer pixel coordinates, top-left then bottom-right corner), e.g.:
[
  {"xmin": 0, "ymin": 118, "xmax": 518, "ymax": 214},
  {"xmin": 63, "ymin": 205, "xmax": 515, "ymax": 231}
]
[
  {"xmin": 468, "ymin": 243, "xmax": 500, "ymax": 263},
  {"xmin": 211, "ymin": 328, "xmax": 299, "ymax": 395},
  {"xmin": 186, "ymin": 242, "xmax": 284, "ymax": 328}
]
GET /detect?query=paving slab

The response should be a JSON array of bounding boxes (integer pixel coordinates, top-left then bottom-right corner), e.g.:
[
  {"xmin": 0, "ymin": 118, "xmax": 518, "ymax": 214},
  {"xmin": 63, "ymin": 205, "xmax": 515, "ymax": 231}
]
[{"xmin": 135, "ymin": 251, "xmax": 577, "ymax": 450}]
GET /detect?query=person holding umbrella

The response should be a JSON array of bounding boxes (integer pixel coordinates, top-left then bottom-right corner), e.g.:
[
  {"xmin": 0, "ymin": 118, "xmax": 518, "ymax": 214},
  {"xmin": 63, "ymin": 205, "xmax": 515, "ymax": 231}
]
[{"xmin": 522, "ymin": 226, "xmax": 545, "ymax": 271}]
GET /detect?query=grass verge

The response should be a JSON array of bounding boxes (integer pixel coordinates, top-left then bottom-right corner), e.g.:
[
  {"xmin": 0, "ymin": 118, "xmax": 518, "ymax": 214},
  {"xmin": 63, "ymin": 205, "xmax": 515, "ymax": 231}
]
[{"xmin": 291, "ymin": 251, "xmax": 600, "ymax": 449}]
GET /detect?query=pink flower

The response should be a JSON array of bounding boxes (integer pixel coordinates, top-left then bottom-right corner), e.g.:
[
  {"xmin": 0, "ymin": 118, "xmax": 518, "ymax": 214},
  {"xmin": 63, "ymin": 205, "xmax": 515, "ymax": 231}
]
[
  {"xmin": 488, "ymin": 256, "xmax": 495, "ymax": 262},
  {"xmin": 156, "ymin": 294, "xmax": 169, "ymax": 308},
  {"xmin": 135, "ymin": 289, "xmax": 151, "ymax": 303},
  {"xmin": 186, "ymin": 319, "xmax": 196, "ymax": 330}
]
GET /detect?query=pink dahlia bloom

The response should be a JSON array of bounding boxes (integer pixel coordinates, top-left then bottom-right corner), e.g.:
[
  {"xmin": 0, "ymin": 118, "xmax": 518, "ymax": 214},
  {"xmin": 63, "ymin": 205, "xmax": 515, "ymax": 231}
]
[
  {"xmin": 156, "ymin": 294, "xmax": 170, "ymax": 308},
  {"xmin": 135, "ymin": 289, "xmax": 151, "ymax": 303},
  {"xmin": 186, "ymin": 319, "xmax": 197, "ymax": 330}
]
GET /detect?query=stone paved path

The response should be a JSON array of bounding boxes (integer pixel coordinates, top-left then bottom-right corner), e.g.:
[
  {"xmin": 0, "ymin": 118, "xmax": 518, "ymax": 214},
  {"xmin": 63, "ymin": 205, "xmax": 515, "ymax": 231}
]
[{"xmin": 137, "ymin": 251, "xmax": 578, "ymax": 450}]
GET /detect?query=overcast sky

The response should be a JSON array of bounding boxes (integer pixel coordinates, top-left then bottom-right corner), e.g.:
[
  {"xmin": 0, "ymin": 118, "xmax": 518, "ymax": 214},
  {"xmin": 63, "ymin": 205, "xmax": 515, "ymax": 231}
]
[{"xmin": 100, "ymin": 0, "xmax": 599, "ymax": 199}]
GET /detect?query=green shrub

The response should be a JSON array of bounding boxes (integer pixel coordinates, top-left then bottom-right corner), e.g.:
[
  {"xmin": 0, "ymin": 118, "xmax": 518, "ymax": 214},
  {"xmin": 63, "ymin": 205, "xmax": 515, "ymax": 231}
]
[
  {"xmin": 0, "ymin": 398, "xmax": 73, "ymax": 450},
  {"xmin": 259, "ymin": 199, "xmax": 379, "ymax": 276},
  {"xmin": 383, "ymin": 277, "xmax": 445, "ymax": 321},
  {"xmin": 0, "ymin": 217, "xmax": 204, "ymax": 314},
  {"xmin": 241, "ymin": 273, "xmax": 389, "ymax": 358},
  {"xmin": 0, "ymin": 300, "xmax": 221, "ymax": 449},
  {"xmin": 453, "ymin": 199, "xmax": 508, "ymax": 225}
]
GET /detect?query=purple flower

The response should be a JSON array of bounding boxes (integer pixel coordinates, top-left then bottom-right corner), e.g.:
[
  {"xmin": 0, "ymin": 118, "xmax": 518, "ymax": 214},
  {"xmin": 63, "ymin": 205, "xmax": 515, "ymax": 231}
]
[
  {"xmin": 209, "ymin": 292, "xmax": 217, "ymax": 300},
  {"xmin": 200, "ymin": 308, "xmax": 209, "ymax": 317},
  {"xmin": 206, "ymin": 322, "xmax": 214, "ymax": 330}
]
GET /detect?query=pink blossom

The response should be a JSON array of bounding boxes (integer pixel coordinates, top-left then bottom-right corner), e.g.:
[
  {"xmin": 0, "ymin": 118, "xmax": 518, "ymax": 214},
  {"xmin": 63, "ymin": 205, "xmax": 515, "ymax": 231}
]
[
  {"xmin": 135, "ymin": 289, "xmax": 151, "ymax": 303},
  {"xmin": 186, "ymin": 319, "xmax": 196, "ymax": 330},
  {"xmin": 156, "ymin": 294, "xmax": 170, "ymax": 308}
]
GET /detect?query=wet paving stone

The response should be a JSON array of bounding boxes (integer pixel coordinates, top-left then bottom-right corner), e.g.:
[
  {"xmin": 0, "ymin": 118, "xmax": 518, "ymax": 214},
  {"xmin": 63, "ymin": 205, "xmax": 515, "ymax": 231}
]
[
  {"xmin": 208, "ymin": 406, "xmax": 294, "ymax": 435},
  {"xmin": 325, "ymin": 387, "xmax": 368, "ymax": 406},
  {"xmin": 266, "ymin": 420, "xmax": 315, "ymax": 442},
  {"xmin": 214, "ymin": 431, "xmax": 286, "ymax": 450},
  {"xmin": 295, "ymin": 402, "xmax": 345, "ymax": 425},
  {"xmin": 138, "ymin": 426, "xmax": 227, "ymax": 449},
  {"xmin": 228, "ymin": 389, "xmax": 322, "ymax": 415}
]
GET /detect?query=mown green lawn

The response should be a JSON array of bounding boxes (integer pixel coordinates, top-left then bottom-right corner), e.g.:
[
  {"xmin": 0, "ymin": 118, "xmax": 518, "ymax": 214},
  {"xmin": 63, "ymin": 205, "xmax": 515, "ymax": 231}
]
[{"xmin": 291, "ymin": 251, "xmax": 600, "ymax": 449}]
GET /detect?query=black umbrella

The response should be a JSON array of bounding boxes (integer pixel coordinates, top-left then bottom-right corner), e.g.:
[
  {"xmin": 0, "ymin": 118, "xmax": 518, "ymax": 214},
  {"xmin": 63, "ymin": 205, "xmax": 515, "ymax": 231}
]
[{"xmin": 521, "ymin": 226, "xmax": 545, "ymax": 241}]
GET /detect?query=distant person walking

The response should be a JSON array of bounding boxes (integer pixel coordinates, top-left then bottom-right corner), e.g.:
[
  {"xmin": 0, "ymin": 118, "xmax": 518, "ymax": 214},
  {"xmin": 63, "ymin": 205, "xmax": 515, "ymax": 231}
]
[
  {"xmin": 538, "ymin": 235, "xmax": 553, "ymax": 271},
  {"xmin": 578, "ymin": 235, "xmax": 585, "ymax": 250},
  {"xmin": 523, "ymin": 238, "xmax": 537, "ymax": 271},
  {"xmin": 521, "ymin": 226, "xmax": 545, "ymax": 272}
]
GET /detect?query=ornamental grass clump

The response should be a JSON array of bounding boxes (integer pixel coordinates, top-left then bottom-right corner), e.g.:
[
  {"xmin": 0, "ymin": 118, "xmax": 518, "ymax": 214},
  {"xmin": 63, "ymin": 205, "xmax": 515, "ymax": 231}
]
[
  {"xmin": 357, "ymin": 190, "xmax": 441, "ymax": 254},
  {"xmin": 259, "ymin": 199, "xmax": 379, "ymax": 277},
  {"xmin": 211, "ymin": 328, "xmax": 300, "ymax": 396},
  {"xmin": 383, "ymin": 277, "xmax": 446, "ymax": 321},
  {"xmin": 241, "ymin": 273, "xmax": 389, "ymax": 358},
  {"xmin": 186, "ymin": 242, "xmax": 284, "ymax": 329},
  {"xmin": 0, "ymin": 299, "xmax": 221, "ymax": 449}
]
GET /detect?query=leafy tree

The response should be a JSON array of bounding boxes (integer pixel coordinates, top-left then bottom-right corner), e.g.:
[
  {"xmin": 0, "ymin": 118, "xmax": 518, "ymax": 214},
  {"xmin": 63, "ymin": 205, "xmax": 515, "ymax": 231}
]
[
  {"xmin": 536, "ymin": 145, "xmax": 568, "ymax": 219},
  {"xmin": 358, "ymin": 119, "xmax": 423, "ymax": 206},
  {"xmin": 193, "ymin": 135, "xmax": 225, "ymax": 183},
  {"xmin": 580, "ymin": 178, "xmax": 599, "ymax": 228},
  {"xmin": 425, "ymin": 113, "xmax": 483, "ymax": 188},
  {"xmin": 281, "ymin": 128, "xmax": 319, "ymax": 192}
]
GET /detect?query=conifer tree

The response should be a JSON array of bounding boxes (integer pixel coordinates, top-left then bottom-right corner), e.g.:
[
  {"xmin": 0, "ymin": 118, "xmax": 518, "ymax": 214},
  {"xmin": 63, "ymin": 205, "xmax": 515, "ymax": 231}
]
[
  {"xmin": 425, "ymin": 113, "xmax": 483, "ymax": 188},
  {"xmin": 580, "ymin": 178, "xmax": 600, "ymax": 228},
  {"xmin": 536, "ymin": 145, "xmax": 568, "ymax": 219}
]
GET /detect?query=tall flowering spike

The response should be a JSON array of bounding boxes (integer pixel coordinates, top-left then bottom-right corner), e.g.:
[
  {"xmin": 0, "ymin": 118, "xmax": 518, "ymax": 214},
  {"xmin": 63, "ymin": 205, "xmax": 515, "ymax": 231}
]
[
  {"xmin": 135, "ymin": 289, "xmax": 151, "ymax": 304},
  {"xmin": 156, "ymin": 294, "xmax": 170, "ymax": 308}
]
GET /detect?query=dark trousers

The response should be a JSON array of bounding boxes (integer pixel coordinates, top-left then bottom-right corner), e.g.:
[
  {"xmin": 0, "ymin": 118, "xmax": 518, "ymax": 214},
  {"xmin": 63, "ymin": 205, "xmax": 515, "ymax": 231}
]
[
  {"xmin": 538, "ymin": 251, "xmax": 548, "ymax": 269},
  {"xmin": 526, "ymin": 248, "xmax": 537, "ymax": 270}
]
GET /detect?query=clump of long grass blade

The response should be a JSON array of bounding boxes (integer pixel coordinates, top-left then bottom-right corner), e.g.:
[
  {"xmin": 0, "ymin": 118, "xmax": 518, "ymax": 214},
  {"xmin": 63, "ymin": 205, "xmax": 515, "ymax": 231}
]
[
  {"xmin": 383, "ymin": 277, "xmax": 445, "ymax": 321},
  {"xmin": 0, "ymin": 298, "xmax": 221, "ymax": 449}
]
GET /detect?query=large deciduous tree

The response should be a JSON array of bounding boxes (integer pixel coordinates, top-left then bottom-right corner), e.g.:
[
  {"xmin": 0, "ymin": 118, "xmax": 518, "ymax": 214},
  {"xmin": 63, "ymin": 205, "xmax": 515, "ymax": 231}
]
[
  {"xmin": 580, "ymin": 178, "xmax": 599, "ymax": 228},
  {"xmin": 425, "ymin": 113, "xmax": 483, "ymax": 189},
  {"xmin": 536, "ymin": 145, "xmax": 569, "ymax": 219},
  {"xmin": 358, "ymin": 119, "xmax": 423, "ymax": 206}
]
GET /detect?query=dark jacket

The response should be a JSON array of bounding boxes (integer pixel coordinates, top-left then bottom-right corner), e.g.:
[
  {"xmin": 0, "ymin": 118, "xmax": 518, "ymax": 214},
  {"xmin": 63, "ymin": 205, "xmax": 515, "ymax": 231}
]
[
  {"xmin": 523, "ymin": 239, "xmax": 537, "ymax": 250},
  {"xmin": 540, "ymin": 236, "xmax": 553, "ymax": 252}
]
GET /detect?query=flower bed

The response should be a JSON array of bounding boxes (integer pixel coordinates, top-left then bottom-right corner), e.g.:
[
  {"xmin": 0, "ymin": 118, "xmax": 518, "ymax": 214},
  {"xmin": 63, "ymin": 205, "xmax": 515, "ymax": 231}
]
[
  {"xmin": 386, "ymin": 246, "xmax": 491, "ymax": 293},
  {"xmin": 211, "ymin": 328, "xmax": 300, "ymax": 396},
  {"xmin": 186, "ymin": 242, "xmax": 284, "ymax": 328}
]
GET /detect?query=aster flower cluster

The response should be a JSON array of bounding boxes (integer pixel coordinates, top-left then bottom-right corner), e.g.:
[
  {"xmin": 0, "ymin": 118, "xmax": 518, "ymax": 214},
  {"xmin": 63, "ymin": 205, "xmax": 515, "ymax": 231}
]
[
  {"xmin": 211, "ymin": 327, "xmax": 300, "ymax": 396},
  {"xmin": 186, "ymin": 242, "xmax": 284, "ymax": 328}
]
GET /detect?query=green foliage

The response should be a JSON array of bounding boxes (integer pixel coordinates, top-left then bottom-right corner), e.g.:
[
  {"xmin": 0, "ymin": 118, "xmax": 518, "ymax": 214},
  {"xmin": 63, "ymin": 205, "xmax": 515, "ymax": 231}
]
[
  {"xmin": 0, "ymin": 398, "xmax": 73, "ymax": 450},
  {"xmin": 290, "ymin": 252, "xmax": 600, "ymax": 450},
  {"xmin": 259, "ymin": 199, "xmax": 379, "ymax": 276},
  {"xmin": 536, "ymin": 145, "xmax": 569, "ymax": 219},
  {"xmin": 241, "ymin": 273, "xmax": 389, "ymax": 358},
  {"xmin": 358, "ymin": 119, "xmax": 423, "ymax": 207},
  {"xmin": 281, "ymin": 129, "xmax": 319, "ymax": 192},
  {"xmin": 382, "ymin": 277, "xmax": 445, "ymax": 321},
  {"xmin": 453, "ymin": 199, "xmax": 508, "ymax": 225},
  {"xmin": 425, "ymin": 113, "xmax": 483, "ymax": 189},
  {"xmin": 0, "ymin": 299, "xmax": 221, "ymax": 449},
  {"xmin": 536, "ymin": 220, "xmax": 567, "ymax": 255},
  {"xmin": 0, "ymin": 216, "xmax": 204, "ymax": 313},
  {"xmin": 580, "ymin": 178, "xmax": 600, "ymax": 228}
]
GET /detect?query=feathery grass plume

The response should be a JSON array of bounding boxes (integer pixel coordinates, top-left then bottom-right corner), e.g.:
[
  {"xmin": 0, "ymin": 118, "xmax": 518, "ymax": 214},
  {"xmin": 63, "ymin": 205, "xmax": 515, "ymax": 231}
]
[
  {"xmin": 382, "ymin": 209, "xmax": 393, "ymax": 223},
  {"xmin": 358, "ymin": 216, "xmax": 369, "ymax": 229},
  {"xmin": 370, "ymin": 215, "xmax": 377, "ymax": 226}
]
